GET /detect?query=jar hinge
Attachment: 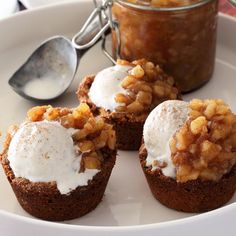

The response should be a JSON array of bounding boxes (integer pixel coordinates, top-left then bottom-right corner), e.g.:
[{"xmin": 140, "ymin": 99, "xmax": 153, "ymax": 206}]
[{"xmin": 71, "ymin": 0, "xmax": 120, "ymax": 64}]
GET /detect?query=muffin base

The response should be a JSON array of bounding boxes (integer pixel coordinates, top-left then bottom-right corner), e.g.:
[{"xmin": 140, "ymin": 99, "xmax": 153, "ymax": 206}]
[
  {"xmin": 102, "ymin": 111, "xmax": 146, "ymax": 150},
  {"xmin": 1, "ymin": 143, "xmax": 116, "ymax": 221},
  {"xmin": 77, "ymin": 75, "xmax": 147, "ymax": 151},
  {"xmin": 113, "ymin": 119, "xmax": 144, "ymax": 150},
  {"xmin": 139, "ymin": 145, "xmax": 236, "ymax": 213}
]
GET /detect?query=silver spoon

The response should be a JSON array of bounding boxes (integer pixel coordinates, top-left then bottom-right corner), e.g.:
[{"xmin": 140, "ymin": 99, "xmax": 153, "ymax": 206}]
[{"xmin": 8, "ymin": 6, "xmax": 113, "ymax": 102}]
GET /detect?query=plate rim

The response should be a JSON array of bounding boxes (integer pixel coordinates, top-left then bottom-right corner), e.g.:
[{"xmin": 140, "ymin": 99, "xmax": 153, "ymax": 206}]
[
  {"xmin": 1, "ymin": 1, "xmax": 236, "ymax": 231},
  {"xmin": 19, "ymin": 0, "xmax": 79, "ymax": 9},
  {"xmin": 1, "ymin": 203, "xmax": 236, "ymax": 231},
  {"xmin": 0, "ymin": 0, "xmax": 90, "ymax": 23}
]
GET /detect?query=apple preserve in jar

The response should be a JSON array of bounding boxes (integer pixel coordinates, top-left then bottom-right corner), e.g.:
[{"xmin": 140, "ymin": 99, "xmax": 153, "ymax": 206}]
[{"xmin": 112, "ymin": 0, "xmax": 219, "ymax": 92}]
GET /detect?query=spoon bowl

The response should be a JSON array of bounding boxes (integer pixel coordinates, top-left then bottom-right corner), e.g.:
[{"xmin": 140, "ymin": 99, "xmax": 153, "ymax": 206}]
[
  {"xmin": 8, "ymin": 3, "xmax": 112, "ymax": 102},
  {"xmin": 9, "ymin": 36, "xmax": 77, "ymax": 101}
]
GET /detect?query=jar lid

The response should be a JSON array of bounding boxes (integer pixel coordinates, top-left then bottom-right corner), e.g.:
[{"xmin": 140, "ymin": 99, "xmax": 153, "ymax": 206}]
[{"xmin": 115, "ymin": 0, "xmax": 214, "ymax": 11}]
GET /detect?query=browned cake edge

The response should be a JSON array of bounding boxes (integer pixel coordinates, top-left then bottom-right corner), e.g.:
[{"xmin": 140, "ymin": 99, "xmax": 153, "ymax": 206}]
[
  {"xmin": 108, "ymin": 116, "xmax": 144, "ymax": 150},
  {"xmin": 139, "ymin": 144, "xmax": 236, "ymax": 213},
  {"xmin": 1, "ymin": 143, "xmax": 116, "ymax": 221}
]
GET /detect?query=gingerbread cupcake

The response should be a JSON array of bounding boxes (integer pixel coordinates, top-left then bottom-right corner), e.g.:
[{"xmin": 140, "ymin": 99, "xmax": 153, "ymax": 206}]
[
  {"xmin": 77, "ymin": 59, "xmax": 181, "ymax": 150},
  {"xmin": 1, "ymin": 103, "xmax": 116, "ymax": 221},
  {"xmin": 139, "ymin": 99, "xmax": 236, "ymax": 212}
]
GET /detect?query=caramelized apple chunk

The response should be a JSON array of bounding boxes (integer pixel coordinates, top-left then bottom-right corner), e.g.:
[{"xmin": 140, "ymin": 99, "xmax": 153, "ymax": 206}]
[{"xmin": 170, "ymin": 99, "xmax": 236, "ymax": 182}]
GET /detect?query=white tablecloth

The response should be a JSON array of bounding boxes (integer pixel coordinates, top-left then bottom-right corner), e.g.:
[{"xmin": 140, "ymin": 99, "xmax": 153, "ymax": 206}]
[{"xmin": 0, "ymin": 0, "xmax": 19, "ymax": 19}]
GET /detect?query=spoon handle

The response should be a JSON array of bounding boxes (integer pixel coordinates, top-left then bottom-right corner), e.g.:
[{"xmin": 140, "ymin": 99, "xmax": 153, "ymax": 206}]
[{"xmin": 72, "ymin": 8, "xmax": 110, "ymax": 52}]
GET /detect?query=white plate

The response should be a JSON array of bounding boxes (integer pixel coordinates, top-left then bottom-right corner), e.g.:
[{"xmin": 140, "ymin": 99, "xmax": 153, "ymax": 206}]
[{"xmin": 0, "ymin": 1, "xmax": 236, "ymax": 235}]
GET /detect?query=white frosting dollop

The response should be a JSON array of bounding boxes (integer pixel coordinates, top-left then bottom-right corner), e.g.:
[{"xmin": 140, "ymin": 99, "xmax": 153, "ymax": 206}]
[
  {"xmin": 143, "ymin": 100, "xmax": 189, "ymax": 178},
  {"xmin": 88, "ymin": 65, "xmax": 132, "ymax": 111},
  {"xmin": 8, "ymin": 121, "xmax": 99, "ymax": 195}
]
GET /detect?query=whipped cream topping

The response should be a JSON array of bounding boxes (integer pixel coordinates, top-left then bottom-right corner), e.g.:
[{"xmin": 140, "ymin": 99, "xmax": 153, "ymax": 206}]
[
  {"xmin": 88, "ymin": 64, "xmax": 132, "ymax": 111},
  {"xmin": 143, "ymin": 100, "xmax": 189, "ymax": 178},
  {"xmin": 8, "ymin": 121, "xmax": 99, "ymax": 195}
]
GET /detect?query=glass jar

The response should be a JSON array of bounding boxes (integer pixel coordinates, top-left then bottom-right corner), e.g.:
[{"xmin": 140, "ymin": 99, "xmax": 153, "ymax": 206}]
[{"xmin": 111, "ymin": 0, "xmax": 219, "ymax": 92}]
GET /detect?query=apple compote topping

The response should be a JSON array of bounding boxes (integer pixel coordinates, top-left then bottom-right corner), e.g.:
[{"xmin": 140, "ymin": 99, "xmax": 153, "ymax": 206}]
[
  {"xmin": 127, "ymin": 0, "xmax": 201, "ymax": 7},
  {"xmin": 27, "ymin": 103, "xmax": 116, "ymax": 171},
  {"xmin": 112, "ymin": 0, "xmax": 218, "ymax": 92},
  {"xmin": 115, "ymin": 59, "xmax": 179, "ymax": 113},
  {"xmin": 170, "ymin": 99, "xmax": 236, "ymax": 183}
]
